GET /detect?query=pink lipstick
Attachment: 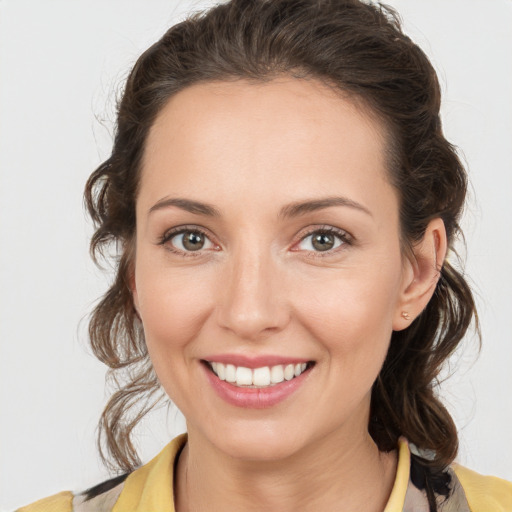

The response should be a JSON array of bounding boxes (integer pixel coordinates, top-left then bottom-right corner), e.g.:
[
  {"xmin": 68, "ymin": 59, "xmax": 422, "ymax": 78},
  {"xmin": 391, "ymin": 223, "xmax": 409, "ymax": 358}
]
[{"xmin": 201, "ymin": 356, "xmax": 314, "ymax": 409}]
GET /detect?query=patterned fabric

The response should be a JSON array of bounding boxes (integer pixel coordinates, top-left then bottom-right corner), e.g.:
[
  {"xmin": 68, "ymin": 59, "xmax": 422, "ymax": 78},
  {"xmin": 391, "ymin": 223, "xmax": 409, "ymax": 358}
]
[
  {"xmin": 402, "ymin": 466, "xmax": 470, "ymax": 512},
  {"xmin": 72, "ymin": 483, "xmax": 125, "ymax": 512}
]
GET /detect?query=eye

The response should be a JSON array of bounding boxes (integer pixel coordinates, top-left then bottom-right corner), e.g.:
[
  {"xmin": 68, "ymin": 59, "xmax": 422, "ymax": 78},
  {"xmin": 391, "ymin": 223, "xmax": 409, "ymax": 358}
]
[
  {"xmin": 160, "ymin": 227, "xmax": 216, "ymax": 255},
  {"xmin": 295, "ymin": 227, "xmax": 349, "ymax": 254}
]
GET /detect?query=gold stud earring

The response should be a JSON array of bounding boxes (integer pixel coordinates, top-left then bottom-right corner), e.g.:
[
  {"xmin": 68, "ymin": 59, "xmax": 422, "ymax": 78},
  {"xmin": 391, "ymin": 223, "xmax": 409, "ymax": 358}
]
[{"xmin": 401, "ymin": 311, "xmax": 411, "ymax": 321}]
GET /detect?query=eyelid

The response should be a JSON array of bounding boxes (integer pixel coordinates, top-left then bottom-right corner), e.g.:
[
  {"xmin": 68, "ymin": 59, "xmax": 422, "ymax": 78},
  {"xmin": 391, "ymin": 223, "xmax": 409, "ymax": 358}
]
[
  {"xmin": 158, "ymin": 224, "xmax": 352, "ymax": 258},
  {"xmin": 290, "ymin": 225, "xmax": 353, "ymax": 257},
  {"xmin": 159, "ymin": 225, "xmax": 220, "ymax": 257}
]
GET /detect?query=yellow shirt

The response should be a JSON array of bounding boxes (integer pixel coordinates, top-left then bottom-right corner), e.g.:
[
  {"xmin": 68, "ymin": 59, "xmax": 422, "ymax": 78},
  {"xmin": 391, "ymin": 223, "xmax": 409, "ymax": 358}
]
[{"xmin": 17, "ymin": 434, "xmax": 512, "ymax": 512}]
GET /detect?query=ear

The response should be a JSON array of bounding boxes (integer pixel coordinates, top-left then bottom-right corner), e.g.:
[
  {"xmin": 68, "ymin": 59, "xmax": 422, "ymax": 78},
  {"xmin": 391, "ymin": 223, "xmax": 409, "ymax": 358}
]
[{"xmin": 392, "ymin": 218, "xmax": 447, "ymax": 331}]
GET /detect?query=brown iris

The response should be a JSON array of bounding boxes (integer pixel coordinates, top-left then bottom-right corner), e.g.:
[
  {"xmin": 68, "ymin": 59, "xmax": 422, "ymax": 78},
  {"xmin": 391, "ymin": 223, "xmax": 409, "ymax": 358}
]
[
  {"xmin": 311, "ymin": 232, "xmax": 336, "ymax": 251},
  {"xmin": 182, "ymin": 231, "xmax": 205, "ymax": 251}
]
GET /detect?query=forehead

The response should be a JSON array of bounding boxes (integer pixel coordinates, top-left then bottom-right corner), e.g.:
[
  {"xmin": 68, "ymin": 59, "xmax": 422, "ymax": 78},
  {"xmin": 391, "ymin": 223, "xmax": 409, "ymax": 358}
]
[{"xmin": 139, "ymin": 77, "xmax": 396, "ymax": 220}]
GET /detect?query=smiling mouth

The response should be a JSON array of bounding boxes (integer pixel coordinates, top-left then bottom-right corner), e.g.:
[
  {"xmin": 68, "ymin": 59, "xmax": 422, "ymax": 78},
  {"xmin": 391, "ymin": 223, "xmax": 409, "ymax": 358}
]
[{"xmin": 203, "ymin": 360, "xmax": 315, "ymax": 388}]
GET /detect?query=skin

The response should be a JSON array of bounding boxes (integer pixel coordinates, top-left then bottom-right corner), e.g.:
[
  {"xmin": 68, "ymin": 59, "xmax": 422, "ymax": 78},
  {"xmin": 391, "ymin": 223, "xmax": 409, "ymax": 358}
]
[{"xmin": 132, "ymin": 77, "xmax": 447, "ymax": 511}]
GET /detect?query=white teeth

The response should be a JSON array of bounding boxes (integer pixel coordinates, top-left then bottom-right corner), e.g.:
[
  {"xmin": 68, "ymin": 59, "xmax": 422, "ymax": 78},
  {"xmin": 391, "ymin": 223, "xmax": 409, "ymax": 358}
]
[
  {"xmin": 216, "ymin": 362, "xmax": 226, "ymax": 381},
  {"xmin": 209, "ymin": 361, "xmax": 310, "ymax": 387},
  {"xmin": 253, "ymin": 366, "xmax": 271, "ymax": 387},
  {"xmin": 284, "ymin": 364, "xmax": 295, "ymax": 381},
  {"xmin": 270, "ymin": 365, "xmax": 284, "ymax": 384},
  {"xmin": 236, "ymin": 366, "xmax": 253, "ymax": 386},
  {"xmin": 225, "ymin": 364, "xmax": 236, "ymax": 383}
]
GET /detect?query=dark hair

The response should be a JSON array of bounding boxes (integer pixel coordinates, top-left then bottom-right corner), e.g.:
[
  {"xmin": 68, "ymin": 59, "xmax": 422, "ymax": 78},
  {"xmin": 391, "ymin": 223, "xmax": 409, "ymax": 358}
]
[{"xmin": 85, "ymin": 0, "xmax": 478, "ymax": 505}]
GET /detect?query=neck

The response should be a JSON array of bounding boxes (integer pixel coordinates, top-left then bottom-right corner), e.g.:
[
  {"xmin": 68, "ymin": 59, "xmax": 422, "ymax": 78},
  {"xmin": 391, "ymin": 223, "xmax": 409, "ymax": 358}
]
[{"xmin": 175, "ymin": 427, "xmax": 397, "ymax": 512}]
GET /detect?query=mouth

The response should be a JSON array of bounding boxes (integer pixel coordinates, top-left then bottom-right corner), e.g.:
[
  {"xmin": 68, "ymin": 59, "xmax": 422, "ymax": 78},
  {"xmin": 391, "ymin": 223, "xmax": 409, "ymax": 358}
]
[{"xmin": 202, "ymin": 360, "xmax": 315, "ymax": 388}]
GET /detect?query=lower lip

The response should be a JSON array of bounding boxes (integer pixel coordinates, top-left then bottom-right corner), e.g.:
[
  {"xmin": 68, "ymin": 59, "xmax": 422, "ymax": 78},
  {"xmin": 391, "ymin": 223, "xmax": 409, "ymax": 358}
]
[{"xmin": 203, "ymin": 364, "xmax": 312, "ymax": 409}]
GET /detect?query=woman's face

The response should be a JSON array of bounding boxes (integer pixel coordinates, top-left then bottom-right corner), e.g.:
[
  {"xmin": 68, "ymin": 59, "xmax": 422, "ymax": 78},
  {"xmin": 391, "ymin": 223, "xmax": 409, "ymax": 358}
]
[{"xmin": 133, "ymin": 78, "xmax": 412, "ymax": 460}]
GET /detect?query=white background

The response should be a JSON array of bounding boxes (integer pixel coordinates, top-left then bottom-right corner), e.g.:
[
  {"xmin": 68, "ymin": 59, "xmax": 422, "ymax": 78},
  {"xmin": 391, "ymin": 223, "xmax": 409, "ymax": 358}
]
[{"xmin": 1, "ymin": 0, "xmax": 511, "ymax": 509}]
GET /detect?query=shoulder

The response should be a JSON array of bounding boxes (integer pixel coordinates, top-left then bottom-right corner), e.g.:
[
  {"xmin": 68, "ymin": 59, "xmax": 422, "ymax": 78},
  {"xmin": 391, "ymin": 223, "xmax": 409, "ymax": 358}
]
[
  {"xmin": 15, "ymin": 491, "xmax": 73, "ymax": 512},
  {"xmin": 15, "ymin": 434, "xmax": 187, "ymax": 512},
  {"xmin": 453, "ymin": 463, "xmax": 512, "ymax": 512},
  {"xmin": 14, "ymin": 477, "xmax": 127, "ymax": 512},
  {"xmin": 14, "ymin": 474, "xmax": 129, "ymax": 512}
]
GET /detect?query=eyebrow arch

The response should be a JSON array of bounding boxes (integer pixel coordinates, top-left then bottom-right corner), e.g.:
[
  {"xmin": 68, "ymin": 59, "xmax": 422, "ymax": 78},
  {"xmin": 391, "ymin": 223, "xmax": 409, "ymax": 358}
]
[
  {"xmin": 148, "ymin": 195, "xmax": 372, "ymax": 219},
  {"xmin": 149, "ymin": 197, "xmax": 221, "ymax": 217},
  {"xmin": 279, "ymin": 196, "xmax": 372, "ymax": 219}
]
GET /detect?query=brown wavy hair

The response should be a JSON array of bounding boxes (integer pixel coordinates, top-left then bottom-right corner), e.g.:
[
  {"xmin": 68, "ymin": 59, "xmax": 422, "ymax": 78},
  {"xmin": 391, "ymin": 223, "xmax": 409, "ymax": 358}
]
[{"xmin": 85, "ymin": 0, "xmax": 478, "ymax": 502}]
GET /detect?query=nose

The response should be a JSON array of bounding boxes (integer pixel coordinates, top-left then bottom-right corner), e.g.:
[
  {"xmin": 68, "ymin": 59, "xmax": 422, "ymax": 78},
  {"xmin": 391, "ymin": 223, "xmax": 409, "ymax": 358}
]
[{"xmin": 215, "ymin": 245, "xmax": 290, "ymax": 341}]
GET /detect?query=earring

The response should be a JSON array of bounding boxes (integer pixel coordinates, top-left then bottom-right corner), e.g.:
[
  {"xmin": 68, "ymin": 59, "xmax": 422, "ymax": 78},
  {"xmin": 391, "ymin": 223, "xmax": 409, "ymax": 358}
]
[{"xmin": 401, "ymin": 311, "xmax": 411, "ymax": 321}]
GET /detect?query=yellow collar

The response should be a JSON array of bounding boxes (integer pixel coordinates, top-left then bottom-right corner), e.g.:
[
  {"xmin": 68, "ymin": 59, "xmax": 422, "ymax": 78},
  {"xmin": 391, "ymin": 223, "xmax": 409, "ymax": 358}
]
[
  {"xmin": 114, "ymin": 434, "xmax": 411, "ymax": 512},
  {"xmin": 113, "ymin": 433, "xmax": 187, "ymax": 512},
  {"xmin": 384, "ymin": 437, "xmax": 410, "ymax": 511}
]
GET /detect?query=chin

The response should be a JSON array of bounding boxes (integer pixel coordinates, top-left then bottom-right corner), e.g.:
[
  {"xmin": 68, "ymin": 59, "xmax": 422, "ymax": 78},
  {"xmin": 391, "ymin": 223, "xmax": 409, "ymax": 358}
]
[
  {"xmin": 225, "ymin": 438, "xmax": 302, "ymax": 462},
  {"xmin": 202, "ymin": 420, "xmax": 312, "ymax": 462}
]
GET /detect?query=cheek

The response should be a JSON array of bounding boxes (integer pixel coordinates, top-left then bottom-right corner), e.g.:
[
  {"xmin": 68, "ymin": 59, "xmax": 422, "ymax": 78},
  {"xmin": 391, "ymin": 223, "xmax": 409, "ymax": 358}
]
[
  {"xmin": 134, "ymin": 264, "xmax": 217, "ymax": 407},
  {"xmin": 292, "ymin": 259, "xmax": 402, "ymax": 362},
  {"xmin": 134, "ymin": 263, "xmax": 214, "ymax": 356}
]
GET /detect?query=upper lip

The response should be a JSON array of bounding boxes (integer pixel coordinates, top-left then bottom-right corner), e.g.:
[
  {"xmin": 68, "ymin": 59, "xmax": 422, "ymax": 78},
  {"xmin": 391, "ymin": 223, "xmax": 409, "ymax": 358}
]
[{"xmin": 202, "ymin": 354, "xmax": 312, "ymax": 369}]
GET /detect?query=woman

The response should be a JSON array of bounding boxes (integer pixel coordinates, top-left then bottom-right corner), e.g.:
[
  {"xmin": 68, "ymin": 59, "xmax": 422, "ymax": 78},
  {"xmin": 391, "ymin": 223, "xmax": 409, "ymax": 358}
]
[{"xmin": 17, "ymin": 0, "xmax": 512, "ymax": 511}]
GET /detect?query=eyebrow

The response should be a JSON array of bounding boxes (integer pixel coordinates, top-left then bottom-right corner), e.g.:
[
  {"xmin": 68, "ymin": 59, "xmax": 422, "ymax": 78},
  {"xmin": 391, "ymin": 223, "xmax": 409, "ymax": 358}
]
[
  {"xmin": 279, "ymin": 196, "xmax": 372, "ymax": 219},
  {"xmin": 148, "ymin": 196, "xmax": 372, "ymax": 218},
  {"xmin": 149, "ymin": 197, "xmax": 221, "ymax": 217}
]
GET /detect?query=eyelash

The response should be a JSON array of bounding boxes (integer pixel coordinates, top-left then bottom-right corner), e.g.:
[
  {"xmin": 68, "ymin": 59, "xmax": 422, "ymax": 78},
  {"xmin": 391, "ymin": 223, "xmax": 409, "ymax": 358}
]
[
  {"xmin": 293, "ymin": 226, "xmax": 352, "ymax": 258},
  {"xmin": 158, "ymin": 225, "xmax": 217, "ymax": 258},
  {"xmin": 158, "ymin": 224, "xmax": 352, "ymax": 259}
]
